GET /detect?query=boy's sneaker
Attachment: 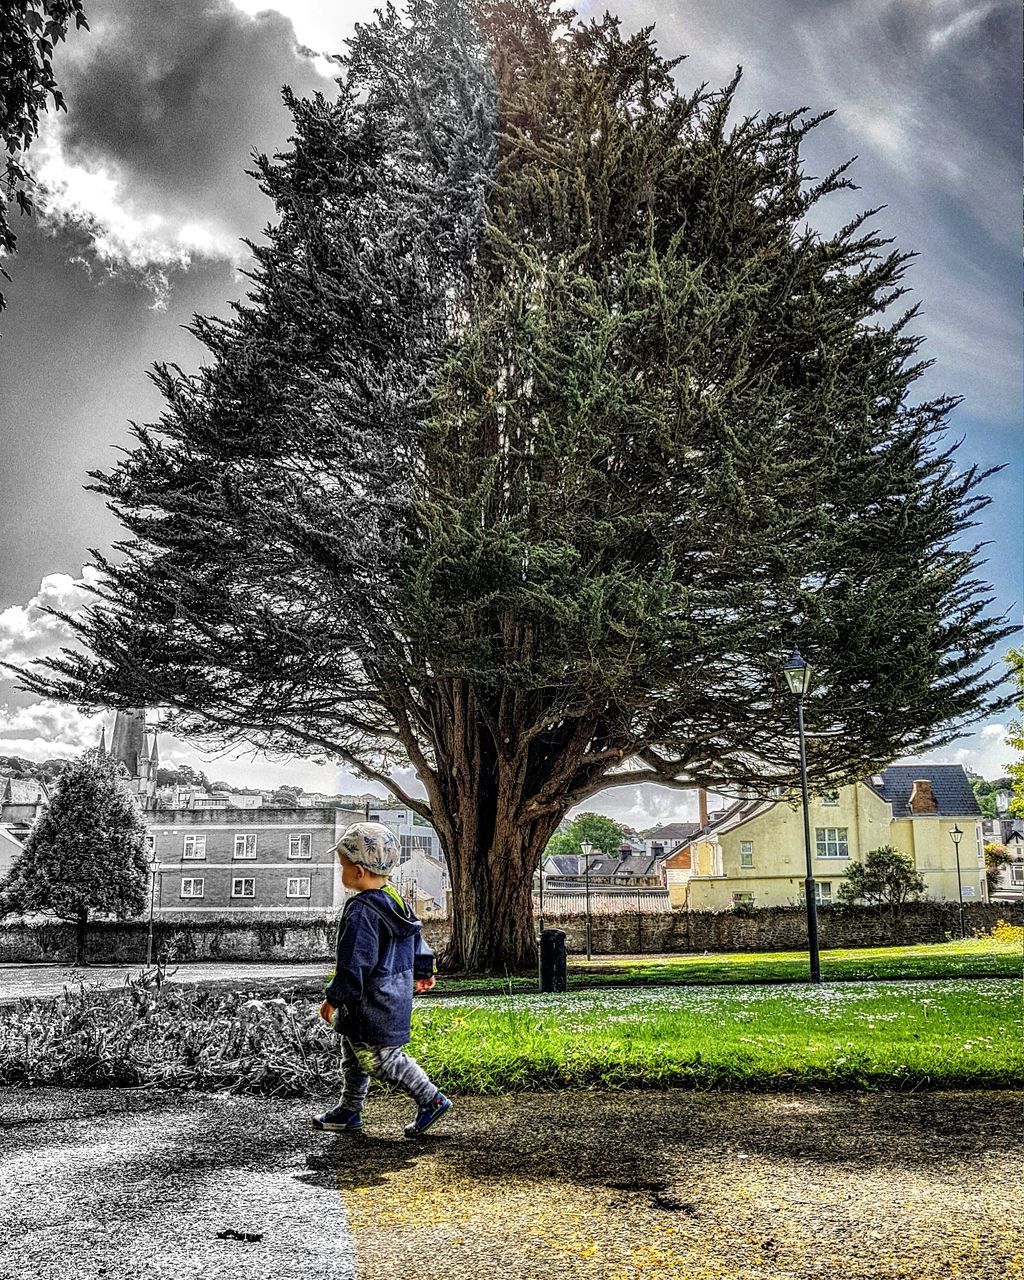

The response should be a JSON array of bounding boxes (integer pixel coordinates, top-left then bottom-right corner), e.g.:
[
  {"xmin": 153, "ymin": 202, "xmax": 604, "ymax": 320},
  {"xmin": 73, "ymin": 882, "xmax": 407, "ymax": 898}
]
[
  {"xmin": 404, "ymin": 1093, "xmax": 453, "ymax": 1138},
  {"xmin": 312, "ymin": 1105, "xmax": 362, "ymax": 1133}
]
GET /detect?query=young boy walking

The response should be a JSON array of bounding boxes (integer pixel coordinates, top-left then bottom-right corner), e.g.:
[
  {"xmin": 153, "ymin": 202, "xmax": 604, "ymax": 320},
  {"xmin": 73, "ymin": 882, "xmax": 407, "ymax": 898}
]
[{"xmin": 313, "ymin": 821, "xmax": 452, "ymax": 1138}]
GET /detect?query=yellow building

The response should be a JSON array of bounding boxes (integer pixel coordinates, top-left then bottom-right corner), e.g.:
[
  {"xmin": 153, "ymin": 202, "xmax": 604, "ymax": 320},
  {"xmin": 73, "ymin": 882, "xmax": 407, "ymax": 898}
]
[{"xmin": 667, "ymin": 765, "xmax": 985, "ymax": 911}]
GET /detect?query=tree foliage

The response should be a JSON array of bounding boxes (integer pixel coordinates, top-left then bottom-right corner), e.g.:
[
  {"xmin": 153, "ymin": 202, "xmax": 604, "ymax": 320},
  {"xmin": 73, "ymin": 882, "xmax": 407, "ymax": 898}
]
[
  {"xmin": 983, "ymin": 842, "xmax": 1013, "ymax": 893},
  {"xmin": 970, "ymin": 776, "xmax": 1011, "ymax": 819},
  {"xmin": 0, "ymin": 0, "xmax": 89, "ymax": 310},
  {"xmin": 0, "ymin": 750, "xmax": 148, "ymax": 963},
  {"xmin": 836, "ymin": 846, "xmax": 926, "ymax": 916},
  {"xmin": 15, "ymin": 0, "xmax": 1014, "ymax": 970},
  {"xmin": 546, "ymin": 811, "xmax": 625, "ymax": 859}
]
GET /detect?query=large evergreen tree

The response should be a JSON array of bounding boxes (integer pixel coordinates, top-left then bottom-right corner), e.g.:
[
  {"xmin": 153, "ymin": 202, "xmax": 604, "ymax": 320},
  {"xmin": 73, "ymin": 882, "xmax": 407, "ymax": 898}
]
[
  {"xmin": 0, "ymin": 751, "xmax": 149, "ymax": 964},
  {"xmin": 17, "ymin": 1, "xmax": 1012, "ymax": 970}
]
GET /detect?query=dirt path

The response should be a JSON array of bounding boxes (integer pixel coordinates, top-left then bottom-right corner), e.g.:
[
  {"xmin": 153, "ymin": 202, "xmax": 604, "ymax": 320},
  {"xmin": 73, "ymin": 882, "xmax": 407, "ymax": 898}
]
[
  {"xmin": 2, "ymin": 1087, "xmax": 1020, "ymax": 1279},
  {"xmin": 0, "ymin": 1089, "xmax": 354, "ymax": 1280},
  {"xmin": 327, "ymin": 1089, "xmax": 1024, "ymax": 1280}
]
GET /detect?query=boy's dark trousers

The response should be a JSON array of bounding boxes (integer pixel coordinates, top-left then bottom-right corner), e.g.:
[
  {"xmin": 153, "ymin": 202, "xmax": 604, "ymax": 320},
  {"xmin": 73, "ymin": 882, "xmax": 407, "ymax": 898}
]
[{"xmin": 337, "ymin": 1037, "xmax": 438, "ymax": 1111}]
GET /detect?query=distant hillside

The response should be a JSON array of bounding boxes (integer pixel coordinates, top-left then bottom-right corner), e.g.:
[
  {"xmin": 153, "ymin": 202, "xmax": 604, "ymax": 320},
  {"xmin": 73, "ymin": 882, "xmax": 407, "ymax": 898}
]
[{"xmin": 0, "ymin": 755, "xmax": 73, "ymax": 783}]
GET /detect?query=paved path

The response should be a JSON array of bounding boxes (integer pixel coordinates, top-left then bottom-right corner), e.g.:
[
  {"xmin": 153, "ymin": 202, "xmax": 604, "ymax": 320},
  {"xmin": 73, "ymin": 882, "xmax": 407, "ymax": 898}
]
[
  {"xmin": 0, "ymin": 1089, "xmax": 354, "ymax": 1280},
  {"xmin": 2, "ymin": 1087, "xmax": 1020, "ymax": 1280},
  {"xmin": 0, "ymin": 961, "xmax": 328, "ymax": 1003}
]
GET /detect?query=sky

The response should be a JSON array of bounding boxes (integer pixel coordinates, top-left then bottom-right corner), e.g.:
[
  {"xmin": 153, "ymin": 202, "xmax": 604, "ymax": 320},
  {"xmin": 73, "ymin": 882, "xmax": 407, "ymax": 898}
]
[{"xmin": 0, "ymin": 0, "xmax": 1020, "ymax": 829}]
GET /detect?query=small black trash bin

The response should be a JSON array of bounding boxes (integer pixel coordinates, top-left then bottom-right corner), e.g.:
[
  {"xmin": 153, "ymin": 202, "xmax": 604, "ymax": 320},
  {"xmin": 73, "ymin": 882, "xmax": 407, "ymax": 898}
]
[{"xmin": 539, "ymin": 927, "xmax": 567, "ymax": 993}]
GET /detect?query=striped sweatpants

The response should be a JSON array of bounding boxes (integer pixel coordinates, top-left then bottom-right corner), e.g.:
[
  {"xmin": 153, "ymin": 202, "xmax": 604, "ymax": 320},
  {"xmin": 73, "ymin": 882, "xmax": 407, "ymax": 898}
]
[{"xmin": 338, "ymin": 1037, "xmax": 438, "ymax": 1111}]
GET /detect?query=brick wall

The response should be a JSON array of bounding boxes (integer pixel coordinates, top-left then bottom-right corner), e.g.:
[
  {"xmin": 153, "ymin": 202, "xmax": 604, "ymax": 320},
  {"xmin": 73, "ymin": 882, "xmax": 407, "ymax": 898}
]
[{"xmin": 0, "ymin": 901, "xmax": 1018, "ymax": 966}]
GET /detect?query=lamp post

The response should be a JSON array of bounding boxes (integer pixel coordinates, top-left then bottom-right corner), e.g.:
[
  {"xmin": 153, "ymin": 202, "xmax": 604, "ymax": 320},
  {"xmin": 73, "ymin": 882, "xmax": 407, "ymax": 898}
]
[
  {"xmin": 580, "ymin": 841, "xmax": 595, "ymax": 961},
  {"xmin": 146, "ymin": 851, "xmax": 160, "ymax": 967},
  {"xmin": 950, "ymin": 823, "xmax": 966, "ymax": 939},
  {"xmin": 783, "ymin": 648, "xmax": 821, "ymax": 984},
  {"xmin": 537, "ymin": 843, "xmax": 546, "ymax": 992}
]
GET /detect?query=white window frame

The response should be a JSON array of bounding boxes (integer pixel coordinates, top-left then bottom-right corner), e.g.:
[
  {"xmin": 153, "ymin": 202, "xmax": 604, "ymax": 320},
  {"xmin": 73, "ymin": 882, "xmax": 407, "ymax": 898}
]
[
  {"xmin": 815, "ymin": 827, "xmax": 849, "ymax": 859},
  {"xmin": 288, "ymin": 833, "xmax": 312, "ymax": 860},
  {"xmin": 231, "ymin": 877, "xmax": 255, "ymax": 899},
  {"xmin": 144, "ymin": 833, "xmax": 156, "ymax": 856},
  {"xmin": 183, "ymin": 834, "xmax": 207, "ymax": 860},
  {"xmin": 739, "ymin": 840, "xmax": 754, "ymax": 869},
  {"xmin": 286, "ymin": 877, "xmax": 311, "ymax": 899},
  {"xmin": 820, "ymin": 789, "xmax": 840, "ymax": 807},
  {"xmin": 180, "ymin": 877, "xmax": 204, "ymax": 899},
  {"xmin": 731, "ymin": 892, "xmax": 755, "ymax": 904},
  {"xmin": 233, "ymin": 833, "xmax": 258, "ymax": 860},
  {"xmin": 1011, "ymin": 864, "xmax": 1024, "ymax": 885}
]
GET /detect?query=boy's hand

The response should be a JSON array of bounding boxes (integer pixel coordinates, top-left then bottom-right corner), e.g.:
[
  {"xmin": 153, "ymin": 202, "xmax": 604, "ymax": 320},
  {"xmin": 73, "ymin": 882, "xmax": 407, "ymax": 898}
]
[
  {"xmin": 414, "ymin": 976, "xmax": 436, "ymax": 994},
  {"xmin": 319, "ymin": 1000, "xmax": 335, "ymax": 1024}
]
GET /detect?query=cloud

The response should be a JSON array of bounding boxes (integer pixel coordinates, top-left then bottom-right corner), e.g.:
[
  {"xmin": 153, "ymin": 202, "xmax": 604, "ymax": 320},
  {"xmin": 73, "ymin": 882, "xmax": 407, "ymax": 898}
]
[
  {"xmin": 0, "ymin": 567, "xmax": 104, "ymax": 667},
  {"xmin": 32, "ymin": 0, "xmax": 340, "ymax": 289},
  {"xmin": 0, "ymin": 701, "xmax": 106, "ymax": 759}
]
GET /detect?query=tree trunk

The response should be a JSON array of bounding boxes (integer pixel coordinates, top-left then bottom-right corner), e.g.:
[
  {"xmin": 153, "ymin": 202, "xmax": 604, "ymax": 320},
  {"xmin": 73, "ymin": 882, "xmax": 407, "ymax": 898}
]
[
  {"xmin": 425, "ymin": 686, "xmax": 565, "ymax": 973},
  {"xmin": 75, "ymin": 907, "xmax": 88, "ymax": 967}
]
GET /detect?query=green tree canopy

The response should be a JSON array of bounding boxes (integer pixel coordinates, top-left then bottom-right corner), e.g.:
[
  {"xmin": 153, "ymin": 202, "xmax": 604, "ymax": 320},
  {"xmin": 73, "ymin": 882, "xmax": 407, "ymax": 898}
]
[
  {"xmin": 0, "ymin": 749, "xmax": 149, "ymax": 963},
  {"xmin": 16, "ymin": 0, "xmax": 1013, "ymax": 971},
  {"xmin": 836, "ymin": 846, "xmax": 926, "ymax": 918},
  {"xmin": 546, "ymin": 812, "xmax": 626, "ymax": 859}
]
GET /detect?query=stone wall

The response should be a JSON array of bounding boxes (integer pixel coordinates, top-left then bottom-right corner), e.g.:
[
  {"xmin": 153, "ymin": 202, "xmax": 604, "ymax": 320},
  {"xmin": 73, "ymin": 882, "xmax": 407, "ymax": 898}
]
[{"xmin": 0, "ymin": 901, "xmax": 1018, "ymax": 967}]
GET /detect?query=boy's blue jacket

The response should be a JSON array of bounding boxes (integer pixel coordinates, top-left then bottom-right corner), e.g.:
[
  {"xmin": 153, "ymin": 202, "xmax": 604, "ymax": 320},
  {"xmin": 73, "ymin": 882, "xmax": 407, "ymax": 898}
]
[{"xmin": 324, "ymin": 887, "xmax": 434, "ymax": 1046}]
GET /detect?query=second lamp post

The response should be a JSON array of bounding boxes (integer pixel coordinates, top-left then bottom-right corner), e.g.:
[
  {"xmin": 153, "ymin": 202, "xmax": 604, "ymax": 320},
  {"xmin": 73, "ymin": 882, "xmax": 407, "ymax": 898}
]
[
  {"xmin": 580, "ymin": 840, "xmax": 595, "ymax": 961},
  {"xmin": 783, "ymin": 648, "xmax": 822, "ymax": 984}
]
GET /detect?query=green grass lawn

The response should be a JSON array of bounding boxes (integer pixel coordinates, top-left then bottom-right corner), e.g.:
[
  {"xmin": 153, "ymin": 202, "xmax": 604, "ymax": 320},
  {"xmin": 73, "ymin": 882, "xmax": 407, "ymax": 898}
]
[
  {"xmin": 411, "ymin": 976, "xmax": 1024, "ymax": 1093},
  {"xmin": 426, "ymin": 936, "xmax": 1023, "ymax": 996}
]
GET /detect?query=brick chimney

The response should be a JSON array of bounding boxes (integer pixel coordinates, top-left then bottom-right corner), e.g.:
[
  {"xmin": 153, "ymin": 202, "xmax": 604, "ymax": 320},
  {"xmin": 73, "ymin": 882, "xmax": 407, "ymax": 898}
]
[
  {"xmin": 908, "ymin": 779, "xmax": 939, "ymax": 814},
  {"xmin": 698, "ymin": 787, "xmax": 709, "ymax": 829}
]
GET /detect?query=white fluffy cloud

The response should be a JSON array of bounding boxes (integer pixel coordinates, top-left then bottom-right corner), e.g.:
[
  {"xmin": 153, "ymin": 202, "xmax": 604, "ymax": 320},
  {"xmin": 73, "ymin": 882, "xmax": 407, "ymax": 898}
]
[{"xmin": 0, "ymin": 566, "xmax": 104, "ymax": 667}]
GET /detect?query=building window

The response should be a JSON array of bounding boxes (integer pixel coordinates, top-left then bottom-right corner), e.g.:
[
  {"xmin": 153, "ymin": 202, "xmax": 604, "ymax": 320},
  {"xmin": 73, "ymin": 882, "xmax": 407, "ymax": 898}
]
[
  {"xmin": 287, "ymin": 877, "xmax": 311, "ymax": 899},
  {"xmin": 1011, "ymin": 864, "xmax": 1024, "ymax": 885},
  {"xmin": 731, "ymin": 892, "xmax": 755, "ymax": 905},
  {"xmin": 183, "ymin": 834, "xmax": 206, "ymax": 860},
  {"xmin": 233, "ymin": 833, "xmax": 257, "ymax": 860},
  {"xmin": 799, "ymin": 882, "xmax": 832, "ymax": 904},
  {"xmin": 231, "ymin": 878, "xmax": 255, "ymax": 898},
  {"xmin": 820, "ymin": 789, "xmax": 839, "ymax": 807},
  {"xmin": 180, "ymin": 877, "xmax": 204, "ymax": 898},
  {"xmin": 144, "ymin": 833, "xmax": 156, "ymax": 856},
  {"xmin": 739, "ymin": 841, "xmax": 754, "ymax": 869},
  {"xmin": 288, "ymin": 833, "xmax": 312, "ymax": 860},
  {"xmin": 815, "ymin": 827, "xmax": 849, "ymax": 859}
]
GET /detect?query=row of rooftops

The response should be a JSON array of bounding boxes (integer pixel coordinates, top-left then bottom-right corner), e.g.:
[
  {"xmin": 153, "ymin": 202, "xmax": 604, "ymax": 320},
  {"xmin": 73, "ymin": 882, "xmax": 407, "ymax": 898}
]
[{"xmin": 548, "ymin": 765, "xmax": 984, "ymax": 874}]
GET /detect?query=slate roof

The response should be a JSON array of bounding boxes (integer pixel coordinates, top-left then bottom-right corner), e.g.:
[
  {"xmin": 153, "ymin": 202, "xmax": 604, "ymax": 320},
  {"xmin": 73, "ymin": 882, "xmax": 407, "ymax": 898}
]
[
  {"xmin": 0, "ymin": 776, "xmax": 49, "ymax": 806},
  {"xmin": 546, "ymin": 853, "xmax": 663, "ymax": 877},
  {"xmin": 645, "ymin": 822, "xmax": 703, "ymax": 843},
  {"xmin": 874, "ymin": 764, "xmax": 982, "ymax": 818}
]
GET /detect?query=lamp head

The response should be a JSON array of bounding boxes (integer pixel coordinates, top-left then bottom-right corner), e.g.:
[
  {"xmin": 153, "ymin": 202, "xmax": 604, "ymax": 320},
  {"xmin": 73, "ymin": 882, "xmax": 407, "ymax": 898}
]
[
  {"xmin": 783, "ymin": 649, "xmax": 811, "ymax": 698},
  {"xmin": 950, "ymin": 824, "xmax": 963, "ymax": 847}
]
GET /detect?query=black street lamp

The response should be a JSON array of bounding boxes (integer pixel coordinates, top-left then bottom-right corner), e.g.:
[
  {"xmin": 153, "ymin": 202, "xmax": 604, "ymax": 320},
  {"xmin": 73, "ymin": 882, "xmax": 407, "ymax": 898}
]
[
  {"xmin": 783, "ymin": 648, "xmax": 821, "ymax": 984},
  {"xmin": 146, "ymin": 851, "xmax": 160, "ymax": 967},
  {"xmin": 950, "ymin": 823, "xmax": 966, "ymax": 939},
  {"xmin": 580, "ymin": 840, "xmax": 595, "ymax": 961}
]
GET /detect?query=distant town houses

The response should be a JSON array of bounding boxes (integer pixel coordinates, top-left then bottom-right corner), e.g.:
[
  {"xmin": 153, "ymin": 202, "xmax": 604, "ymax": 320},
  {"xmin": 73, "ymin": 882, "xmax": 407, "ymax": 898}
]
[
  {"xmin": 1, "ymin": 707, "xmax": 1012, "ymax": 913},
  {"xmin": 661, "ymin": 766, "xmax": 988, "ymax": 910}
]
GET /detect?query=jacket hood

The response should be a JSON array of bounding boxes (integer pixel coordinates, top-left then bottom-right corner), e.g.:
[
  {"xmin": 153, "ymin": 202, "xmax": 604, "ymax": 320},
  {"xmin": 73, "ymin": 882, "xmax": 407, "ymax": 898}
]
[{"xmin": 358, "ymin": 886, "xmax": 422, "ymax": 939}]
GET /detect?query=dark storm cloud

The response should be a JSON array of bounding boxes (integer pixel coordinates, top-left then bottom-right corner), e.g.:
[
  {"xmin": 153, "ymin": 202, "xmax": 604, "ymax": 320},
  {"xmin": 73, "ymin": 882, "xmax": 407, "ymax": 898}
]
[{"xmin": 40, "ymin": 0, "xmax": 338, "ymax": 266}]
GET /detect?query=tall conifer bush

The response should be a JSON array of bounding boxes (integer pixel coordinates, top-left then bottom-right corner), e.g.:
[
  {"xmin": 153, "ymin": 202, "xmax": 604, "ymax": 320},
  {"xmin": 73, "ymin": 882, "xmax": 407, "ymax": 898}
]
[
  {"xmin": 18, "ymin": 1, "xmax": 1012, "ymax": 970},
  {"xmin": 0, "ymin": 751, "xmax": 149, "ymax": 964}
]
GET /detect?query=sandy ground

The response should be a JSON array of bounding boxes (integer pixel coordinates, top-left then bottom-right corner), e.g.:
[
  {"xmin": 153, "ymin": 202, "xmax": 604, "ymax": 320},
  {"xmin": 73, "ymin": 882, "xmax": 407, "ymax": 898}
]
[
  {"xmin": 334, "ymin": 1088, "xmax": 1024, "ymax": 1280},
  {"xmin": 2, "ymin": 1086, "xmax": 1021, "ymax": 1280}
]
